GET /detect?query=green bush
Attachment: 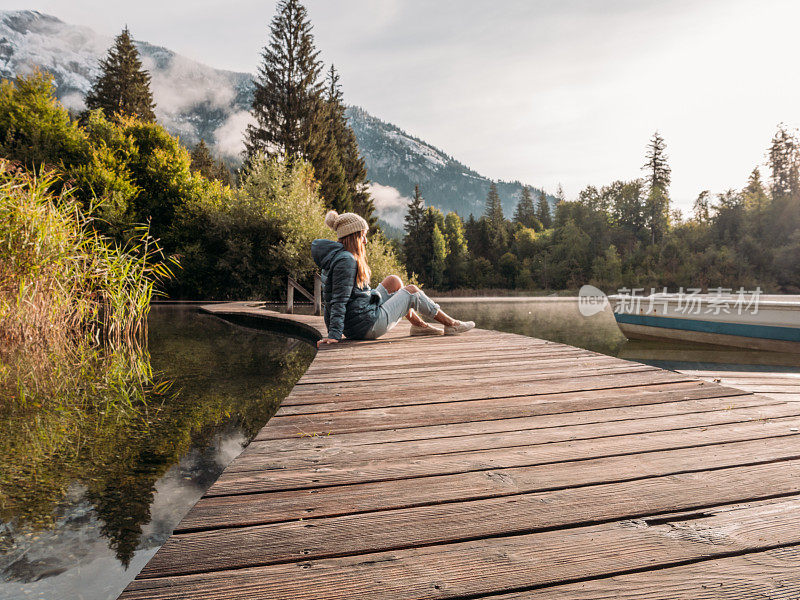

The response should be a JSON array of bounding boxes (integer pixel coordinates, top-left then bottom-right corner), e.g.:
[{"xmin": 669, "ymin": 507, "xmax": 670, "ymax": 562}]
[
  {"xmin": 365, "ymin": 232, "xmax": 409, "ymax": 286},
  {"xmin": 169, "ymin": 155, "xmax": 328, "ymax": 299}
]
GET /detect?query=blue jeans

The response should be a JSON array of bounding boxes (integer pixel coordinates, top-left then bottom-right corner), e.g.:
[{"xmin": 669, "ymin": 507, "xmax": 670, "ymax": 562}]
[{"xmin": 363, "ymin": 284, "xmax": 441, "ymax": 339}]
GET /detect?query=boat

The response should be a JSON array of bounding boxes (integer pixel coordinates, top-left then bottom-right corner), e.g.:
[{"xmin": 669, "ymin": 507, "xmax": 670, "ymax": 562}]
[{"xmin": 608, "ymin": 292, "xmax": 800, "ymax": 353}]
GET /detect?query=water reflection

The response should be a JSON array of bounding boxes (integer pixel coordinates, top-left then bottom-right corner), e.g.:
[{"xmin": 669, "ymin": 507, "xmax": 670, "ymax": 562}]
[
  {"xmin": 0, "ymin": 306, "xmax": 315, "ymax": 599},
  {"xmin": 436, "ymin": 297, "xmax": 800, "ymax": 370}
]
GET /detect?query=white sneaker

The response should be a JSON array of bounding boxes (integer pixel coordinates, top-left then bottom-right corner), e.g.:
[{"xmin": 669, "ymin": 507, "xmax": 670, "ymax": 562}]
[
  {"xmin": 410, "ymin": 324, "xmax": 444, "ymax": 336},
  {"xmin": 444, "ymin": 320, "xmax": 475, "ymax": 335}
]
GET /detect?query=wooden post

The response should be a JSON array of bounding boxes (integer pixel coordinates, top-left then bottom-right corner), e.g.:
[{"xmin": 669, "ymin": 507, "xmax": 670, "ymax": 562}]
[
  {"xmin": 286, "ymin": 278, "xmax": 294, "ymax": 314},
  {"xmin": 314, "ymin": 273, "xmax": 322, "ymax": 316}
]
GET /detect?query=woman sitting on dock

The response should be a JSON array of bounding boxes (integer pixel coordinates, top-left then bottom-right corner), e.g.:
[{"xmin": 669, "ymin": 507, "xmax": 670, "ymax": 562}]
[{"xmin": 312, "ymin": 210, "xmax": 475, "ymax": 347}]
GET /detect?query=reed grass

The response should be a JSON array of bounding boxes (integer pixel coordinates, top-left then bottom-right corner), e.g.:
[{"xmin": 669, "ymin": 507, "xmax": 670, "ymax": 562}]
[{"xmin": 0, "ymin": 159, "xmax": 174, "ymax": 351}]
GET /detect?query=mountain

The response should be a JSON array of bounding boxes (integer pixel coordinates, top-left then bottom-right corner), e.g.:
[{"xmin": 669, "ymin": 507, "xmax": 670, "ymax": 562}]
[
  {"xmin": 347, "ymin": 107, "xmax": 553, "ymax": 224},
  {"xmin": 0, "ymin": 9, "xmax": 553, "ymax": 226}
]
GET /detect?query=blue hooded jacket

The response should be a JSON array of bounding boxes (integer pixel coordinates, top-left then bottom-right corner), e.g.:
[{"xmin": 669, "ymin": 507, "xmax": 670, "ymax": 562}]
[{"xmin": 311, "ymin": 239, "xmax": 381, "ymax": 340}]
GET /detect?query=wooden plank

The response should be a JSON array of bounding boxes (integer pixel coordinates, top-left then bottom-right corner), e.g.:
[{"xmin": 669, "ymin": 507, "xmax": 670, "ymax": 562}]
[
  {"xmin": 209, "ymin": 418, "xmax": 800, "ymax": 495},
  {"xmin": 178, "ymin": 435, "xmax": 800, "ymax": 531},
  {"xmin": 121, "ymin": 497, "xmax": 800, "ymax": 600},
  {"xmin": 258, "ymin": 383, "xmax": 752, "ymax": 439},
  {"xmin": 679, "ymin": 370, "xmax": 800, "ymax": 380},
  {"xmin": 481, "ymin": 546, "xmax": 800, "ymax": 599},
  {"xmin": 296, "ymin": 354, "xmax": 626, "ymax": 384},
  {"xmin": 288, "ymin": 363, "xmax": 661, "ymax": 397},
  {"xmin": 301, "ymin": 347, "xmax": 591, "ymax": 373},
  {"xmin": 237, "ymin": 401, "xmax": 800, "ymax": 468},
  {"xmin": 278, "ymin": 370, "xmax": 690, "ymax": 414},
  {"xmin": 291, "ymin": 362, "xmax": 657, "ymax": 393},
  {"xmin": 305, "ymin": 346, "xmax": 591, "ymax": 369},
  {"xmin": 257, "ymin": 395, "xmax": 783, "ymax": 451},
  {"xmin": 142, "ymin": 459, "xmax": 800, "ymax": 577}
]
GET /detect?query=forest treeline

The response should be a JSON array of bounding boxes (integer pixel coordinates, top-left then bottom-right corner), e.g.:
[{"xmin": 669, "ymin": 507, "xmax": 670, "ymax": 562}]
[{"xmin": 402, "ymin": 129, "xmax": 800, "ymax": 293}]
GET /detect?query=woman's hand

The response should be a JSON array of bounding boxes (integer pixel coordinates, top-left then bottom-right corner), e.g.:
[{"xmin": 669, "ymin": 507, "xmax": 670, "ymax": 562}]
[{"xmin": 317, "ymin": 337, "xmax": 339, "ymax": 348}]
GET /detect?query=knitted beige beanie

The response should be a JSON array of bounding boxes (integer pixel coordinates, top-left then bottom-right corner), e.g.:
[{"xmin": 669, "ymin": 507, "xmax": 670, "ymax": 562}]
[{"xmin": 325, "ymin": 210, "xmax": 368, "ymax": 239}]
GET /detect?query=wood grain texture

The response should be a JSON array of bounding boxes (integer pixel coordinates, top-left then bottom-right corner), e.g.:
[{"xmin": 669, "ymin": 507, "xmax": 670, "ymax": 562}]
[
  {"xmin": 122, "ymin": 497, "xmax": 800, "ymax": 600},
  {"xmin": 178, "ymin": 436, "xmax": 800, "ymax": 531},
  {"xmin": 207, "ymin": 417, "xmax": 800, "ymax": 494},
  {"xmin": 238, "ymin": 401, "xmax": 800, "ymax": 468},
  {"xmin": 144, "ymin": 460, "xmax": 800, "ymax": 577},
  {"xmin": 120, "ymin": 307, "xmax": 800, "ymax": 600},
  {"xmin": 258, "ymin": 383, "xmax": 752, "ymax": 439},
  {"xmin": 482, "ymin": 545, "xmax": 800, "ymax": 599}
]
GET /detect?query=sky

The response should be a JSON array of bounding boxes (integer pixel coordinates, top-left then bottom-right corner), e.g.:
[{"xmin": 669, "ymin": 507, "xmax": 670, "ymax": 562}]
[{"xmin": 5, "ymin": 0, "xmax": 800, "ymax": 211}]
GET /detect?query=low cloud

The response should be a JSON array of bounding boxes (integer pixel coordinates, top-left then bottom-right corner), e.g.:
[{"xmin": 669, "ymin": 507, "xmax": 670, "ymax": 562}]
[
  {"xmin": 144, "ymin": 52, "xmax": 236, "ymax": 116},
  {"xmin": 369, "ymin": 183, "xmax": 409, "ymax": 228},
  {"xmin": 214, "ymin": 110, "xmax": 253, "ymax": 158}
]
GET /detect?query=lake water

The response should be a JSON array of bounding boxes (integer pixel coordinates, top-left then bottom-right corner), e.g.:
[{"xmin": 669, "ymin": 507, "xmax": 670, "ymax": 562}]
[
  {"xmin": 0, "ymin": 306, "xmax": 315, "ymax": 600},
  {"xmin": 436, "ymin": 297, "xmax": 800, "ymax": 372}
]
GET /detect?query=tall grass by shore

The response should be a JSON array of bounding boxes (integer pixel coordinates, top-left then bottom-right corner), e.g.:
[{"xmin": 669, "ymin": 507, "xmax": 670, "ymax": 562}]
[{"xmin": 0, "ymin": 160, "xmax": 172, "ymax": 351}]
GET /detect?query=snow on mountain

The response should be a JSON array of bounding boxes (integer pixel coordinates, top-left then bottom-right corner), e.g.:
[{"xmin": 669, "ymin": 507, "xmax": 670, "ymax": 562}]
[
  {"xmin": 0, "ymin": 9, "xmax": 553, "ymax": 222},
  {"xmin": 0, "ymin": 9, "xmax": 254, "ymax": 157},
  {"xmin": 346, "ymin": 106, "xmax": 553, "ymax": 218}
]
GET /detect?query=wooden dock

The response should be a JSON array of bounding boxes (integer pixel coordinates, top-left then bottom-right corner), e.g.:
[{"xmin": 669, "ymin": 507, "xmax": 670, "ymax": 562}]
[
  {"xmin": 676, "ymin": 369, "xmax": 800, "ymax": 403},
  {"xmin": 119, "ymin": 302, "xmax": 800, "ymax": 599}
]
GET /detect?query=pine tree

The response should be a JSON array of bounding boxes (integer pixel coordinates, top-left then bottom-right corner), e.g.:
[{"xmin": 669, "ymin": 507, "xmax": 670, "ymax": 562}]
[
  {"xmin": 693, "ymin": 190, "xmax": 710, "ymax": 223},
  {"xmin": 429, "ymin": 223, "xmax": 447, "ymax": 289},
  {"xmin": 190, "ymin": 140, "xmax": 215, "ymax": 178},
  {"xmin": 643, "ymin": 131, "xmax": 671, "ymax": 192},
  {"xmin": 189, "ymin": 139, "xmax": 234, "ymax": 185},
  {"xmin": 484, "ymin": 183, "xmax": 504, "ymax": 226},
  {"xmin": 766, "ymin": 124, "xmax": 800, "ymax": 244},
  {"xmin": 743, "ymin": 167, "xmax": 768, "ymax": 210},
  {"xmin": 642, "ymin": 131, "xmax": 671, "ymax": 243},
  {"xmin": 322, "ymin": 65, "xmax": 374, "ymax": 225},
  {"xmin": 443, "ymin": 212, "xmax": 469, "ymax": 288},
  {"xmin": 555, "ymin": 183, "xmax": 566, "ymax": 204},
  {"xmin": 85, "ymin": 27, "xmax": 156, "ymax": 122},
  {"xmin": 403, "ymin": 185, "xmax": 426, "ymax": 277},
  {"xmin": 536, "ymin": 189, "xmax": 552, "ymax": 228},
  {"xmin": 211, "ymin": 160, "xmax": 234, "ymax": 187},
  {"xmin": 513, "ymin": 186, "xmax": 537, "ymax": 228},
  {"xmin": 768, "ymin": 123, "xmax": 799, "ymax": 200},
  {"xmin": 245, "ymin": 0, "xmax": 323, "ymax": 161}
]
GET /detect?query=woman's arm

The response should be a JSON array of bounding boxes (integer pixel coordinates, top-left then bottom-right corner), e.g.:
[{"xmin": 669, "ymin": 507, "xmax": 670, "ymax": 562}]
[{"xmin": 325, "ymin": 256, "xmax": 356, "ymax": 341}]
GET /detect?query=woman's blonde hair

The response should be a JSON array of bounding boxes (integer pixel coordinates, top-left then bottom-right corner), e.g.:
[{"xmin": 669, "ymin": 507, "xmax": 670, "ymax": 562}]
[{"xmin": 340, "ymin": 230, "xmax": 371, "ymax": 288}]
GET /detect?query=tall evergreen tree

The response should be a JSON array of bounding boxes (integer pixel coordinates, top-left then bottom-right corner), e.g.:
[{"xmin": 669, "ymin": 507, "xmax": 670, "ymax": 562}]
[
  {"xmin": 245, "ymin": 0, "xmax": 323, "ymax": 161},
  {"xmin": 743, "ymin": 167, "xmax": 768, "ymax": 210},
  {"xmin": 643, "ymin": 131, "xmax": 671, "ymax": 192},
  {"xmin": 429, "ymin": 222, "xmax": 448, "ymax": 289},
  {"xmin": 190, "ymin": 139, "xmax": 215, "ymax": 177},
  {"xmin": 693, "ymin": 190, "xmax": 711, "ymax": 223},
  {"xmin": 85, "ymin": 27, "xmax": 155, "ymax": 122},
  {"xmin": 642, "ymin": 131, "xmax": 671, "ymax": 244},
  {"xmin": 190, "ymin": 139, "xmax": 233, "ymax": 185},
  {"xmin": 513, "ymin": 186, "xmax": 537, "ymax": 229},
  {"xmin": 767, "ymin": 124, "xmax": 800, "ymax": 244},
  {"xmin": 484, "ymin": 183, "xmax": 504, "ymax": 226},
  {"xmin": 768, "ymin": 123, "xmax": 799, "ymax": 200},
  {"xmin": 322, "ymin": 65, "xmax": 374, "ymax": 225},
  {"xmin": 555, "ymin": 184, "xmax": 566, "ymax": 204},
  {"xmin": 535, "ymin": 189, "xmax": 552, "ymax": 229},
  {"xmin": 443, "ymin": 212, "xmax": 469, "ymax": 288},
  {"xmin": 403, "ymin": 185, "xmax": 426, "ymax": 277}
]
